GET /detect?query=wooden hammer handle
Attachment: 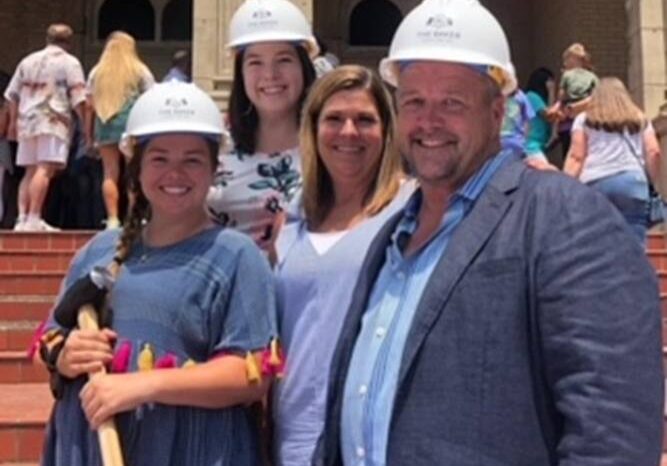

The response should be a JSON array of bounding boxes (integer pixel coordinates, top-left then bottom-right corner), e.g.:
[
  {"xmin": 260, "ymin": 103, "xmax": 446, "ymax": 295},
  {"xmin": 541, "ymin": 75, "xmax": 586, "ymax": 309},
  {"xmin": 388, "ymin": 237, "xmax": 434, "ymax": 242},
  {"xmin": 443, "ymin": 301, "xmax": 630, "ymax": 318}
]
[{"xmin": 78, "ymin": 304, "xmax": 125, "ymax": 466}]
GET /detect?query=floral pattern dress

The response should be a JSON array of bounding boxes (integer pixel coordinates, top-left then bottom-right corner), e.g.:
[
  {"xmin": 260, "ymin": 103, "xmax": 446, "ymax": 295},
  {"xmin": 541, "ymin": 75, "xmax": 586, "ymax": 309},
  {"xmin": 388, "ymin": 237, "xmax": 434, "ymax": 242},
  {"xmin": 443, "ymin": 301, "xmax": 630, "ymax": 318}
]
[{"xmin": 207, "ymin": 147, "xmax": 302, "ymax": 244}]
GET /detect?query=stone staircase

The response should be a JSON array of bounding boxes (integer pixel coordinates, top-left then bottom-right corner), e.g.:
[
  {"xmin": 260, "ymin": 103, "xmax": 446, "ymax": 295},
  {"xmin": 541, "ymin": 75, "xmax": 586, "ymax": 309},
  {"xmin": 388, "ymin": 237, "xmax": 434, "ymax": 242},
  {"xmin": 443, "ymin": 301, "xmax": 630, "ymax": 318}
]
[{"xmin": 1, "ymin": 229, "xmax": 667, "ymax": 464}]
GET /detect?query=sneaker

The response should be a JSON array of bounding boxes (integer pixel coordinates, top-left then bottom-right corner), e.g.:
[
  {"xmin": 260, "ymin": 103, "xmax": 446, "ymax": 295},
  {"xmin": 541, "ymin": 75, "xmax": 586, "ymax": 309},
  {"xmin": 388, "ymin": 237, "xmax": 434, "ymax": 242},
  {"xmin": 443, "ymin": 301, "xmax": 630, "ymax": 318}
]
[
  {"xmin": 105, "ymin": 217, "xmax": 121, "ymax": 230},
  {"xmin": 13, "ymin": 219, "xmax": 26, "ymax": 231},
  {"xmin": 23, "ymin": 219, "xmax": 60, "ymax": 232}
]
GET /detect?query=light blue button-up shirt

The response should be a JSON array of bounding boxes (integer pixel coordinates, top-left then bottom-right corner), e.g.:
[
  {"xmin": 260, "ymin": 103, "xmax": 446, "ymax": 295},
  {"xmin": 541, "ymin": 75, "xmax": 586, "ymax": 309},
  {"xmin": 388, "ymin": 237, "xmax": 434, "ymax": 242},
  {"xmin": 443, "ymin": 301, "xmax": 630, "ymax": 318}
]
[{"xmin": 340, "ymin": 150, "xmax": 512, "ymax": 466}]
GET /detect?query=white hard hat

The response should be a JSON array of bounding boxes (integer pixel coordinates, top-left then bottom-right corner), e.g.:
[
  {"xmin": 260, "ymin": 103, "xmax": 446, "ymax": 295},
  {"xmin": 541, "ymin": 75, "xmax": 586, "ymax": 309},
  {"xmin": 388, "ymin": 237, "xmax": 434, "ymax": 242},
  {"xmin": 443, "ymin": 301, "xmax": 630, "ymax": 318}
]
[
  {"xmin": 379, "ymin": 0, "xmax": 517, "ymax": 95},
  {"xmin": 227, "ymin": 0, "xmax": 319, "ymax": 57},
  {"xmin": 119, "ymin": 82, "xmax": 224, "ymax": 157}
]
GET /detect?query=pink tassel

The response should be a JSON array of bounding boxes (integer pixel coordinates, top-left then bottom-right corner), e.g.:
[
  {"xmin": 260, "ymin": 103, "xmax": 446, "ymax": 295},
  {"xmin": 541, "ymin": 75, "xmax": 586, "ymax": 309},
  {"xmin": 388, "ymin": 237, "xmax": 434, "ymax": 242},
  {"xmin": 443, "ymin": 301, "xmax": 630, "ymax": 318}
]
[
  {"xmin": 26, "ymin": 320, "xmax": 48, "ymax": 359},
  {"xmin": 261, "ymin": 340, "xmax": 285, "ymax": 378},
  {"xmin": 155, "ymin": 353, "xmax": 178, "ymax": 369},
  {"xmin": 110, "ymin": 341, "xmax": 132, "ymax": 373}
]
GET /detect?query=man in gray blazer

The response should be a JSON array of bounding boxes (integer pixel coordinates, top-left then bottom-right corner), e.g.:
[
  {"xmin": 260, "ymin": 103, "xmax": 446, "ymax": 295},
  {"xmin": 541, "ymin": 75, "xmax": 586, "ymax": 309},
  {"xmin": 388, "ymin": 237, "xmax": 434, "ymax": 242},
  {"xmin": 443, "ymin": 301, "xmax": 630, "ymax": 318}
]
[{"xmin": 314, "ymin": 1, "xmax": 664, "ymax": 465}]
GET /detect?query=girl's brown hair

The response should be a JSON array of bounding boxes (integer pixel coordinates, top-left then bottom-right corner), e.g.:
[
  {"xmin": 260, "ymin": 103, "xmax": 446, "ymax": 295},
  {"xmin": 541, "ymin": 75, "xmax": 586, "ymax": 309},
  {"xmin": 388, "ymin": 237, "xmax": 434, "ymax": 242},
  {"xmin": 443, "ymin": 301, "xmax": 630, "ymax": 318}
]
[
  {"xmin": 228, "ymin": 44, "xmax": 316, "ymax": 154},
  {"xmin": 300, "ymin": 65, "xmax": 403, "ymax": 229},
  {"xmin": 110, "ymin": 138, "xmax": 219, "ymax": 272},
  {"xmin": 585, "ymin": 77, "xmax": 646, "ymax": 134}
]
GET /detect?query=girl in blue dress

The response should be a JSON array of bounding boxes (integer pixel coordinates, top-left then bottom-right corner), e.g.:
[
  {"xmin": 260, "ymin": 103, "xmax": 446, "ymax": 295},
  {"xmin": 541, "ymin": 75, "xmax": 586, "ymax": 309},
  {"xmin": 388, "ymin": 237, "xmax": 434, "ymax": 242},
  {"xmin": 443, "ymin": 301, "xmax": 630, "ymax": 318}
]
[{"xmin": 35, "ymin": 82, "xmax": 280, "ymax": 466}]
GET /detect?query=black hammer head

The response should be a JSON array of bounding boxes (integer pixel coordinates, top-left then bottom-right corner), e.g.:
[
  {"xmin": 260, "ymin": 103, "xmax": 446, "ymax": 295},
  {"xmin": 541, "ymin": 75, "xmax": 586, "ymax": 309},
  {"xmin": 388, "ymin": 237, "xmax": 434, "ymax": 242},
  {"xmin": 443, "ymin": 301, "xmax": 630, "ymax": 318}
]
[{"xmin": 53, "ymin": 267, "xmax": 114, "ymax": 329}]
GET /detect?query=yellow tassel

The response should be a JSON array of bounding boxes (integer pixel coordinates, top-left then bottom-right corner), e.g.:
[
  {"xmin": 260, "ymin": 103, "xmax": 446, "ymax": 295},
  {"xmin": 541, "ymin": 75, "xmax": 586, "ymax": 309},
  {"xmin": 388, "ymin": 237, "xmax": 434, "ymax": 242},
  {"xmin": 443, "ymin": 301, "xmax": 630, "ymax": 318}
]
[
  {"xmin": 137, "ymin": 343, "xmax": 154, "ymax": 371},
  {"xmin": 270, "ymin": 338, "xmax": 281, "ymax": 366},
  {"xmin": 41, "ymin": 329, "xmax": 65, "ymax": 351},
  {"xmin": 245, "ymin": 352, "xmax": 261, "ymax": 383},
  {"xmin": 182, "ymin": 359, "xmax": 196, "ymax": 368}
]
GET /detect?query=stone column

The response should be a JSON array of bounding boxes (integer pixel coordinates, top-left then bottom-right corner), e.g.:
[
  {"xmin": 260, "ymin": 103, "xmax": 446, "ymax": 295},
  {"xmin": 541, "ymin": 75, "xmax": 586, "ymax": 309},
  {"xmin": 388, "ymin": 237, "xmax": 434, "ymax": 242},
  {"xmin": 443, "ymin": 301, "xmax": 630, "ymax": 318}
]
[
  {"xmin": 192, "ymin": 0, "xmax": 313, "ymax": 111},
  {"xmin": 626, "ymin": 0, "xmax": 667, "ymax": 118}
]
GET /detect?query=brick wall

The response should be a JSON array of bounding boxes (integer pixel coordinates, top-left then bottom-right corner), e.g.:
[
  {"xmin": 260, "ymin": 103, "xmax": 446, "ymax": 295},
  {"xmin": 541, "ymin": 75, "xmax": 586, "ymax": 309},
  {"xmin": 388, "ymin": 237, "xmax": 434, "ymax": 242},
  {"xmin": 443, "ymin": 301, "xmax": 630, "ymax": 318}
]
[
  {"xmin": 530, "ymin": 0, "xmax": 628, "ymax": 84},
  {"xmin": 0, "ymin": 0, "xmax": 86, "ymax": 77}
]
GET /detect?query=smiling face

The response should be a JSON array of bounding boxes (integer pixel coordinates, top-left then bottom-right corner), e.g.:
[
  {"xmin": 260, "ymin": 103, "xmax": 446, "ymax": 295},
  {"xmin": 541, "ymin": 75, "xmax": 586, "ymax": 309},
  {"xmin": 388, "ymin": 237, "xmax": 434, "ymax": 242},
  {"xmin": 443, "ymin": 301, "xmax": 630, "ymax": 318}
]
[
  {"xmin": 396, "ymin": 62, "xmax": 504, "ymax": 193},
  {"xmin": 316, "ymin": 88, "xmax": 384, "ymax": 195},
  {"xmin": 139, "ymin": 134, "xmax": 214, "ymax": 222},
  {"xmin": 242, "ymin": 42, "xmax": 305, "ymax": 119}
]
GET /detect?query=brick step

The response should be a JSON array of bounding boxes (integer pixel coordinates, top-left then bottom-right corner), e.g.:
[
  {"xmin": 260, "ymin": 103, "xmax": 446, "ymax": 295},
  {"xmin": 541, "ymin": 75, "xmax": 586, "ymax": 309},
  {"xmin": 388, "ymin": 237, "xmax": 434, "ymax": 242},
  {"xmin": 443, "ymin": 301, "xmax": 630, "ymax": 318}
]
[
  {"xmin": 0, "ymin": 273, "xmax": 64, "ymax": 296},
  {"xmin": 0, "ymin": 231, "xmax": 93, "ymax": 253},
  {"xmin": 0, "ymin": 352, "xmax": 47, "ymax": 384},
  {"xmin": 660, "ymin": 271, "xmax": 667, "ymax": 294},
  {"xmin": 0, "ymin": 383, "xmax": 52, "ymax": 463},
  {"xmin": 0, "ymin": 250, "xmax": 74, "ymax": 273},
  {"xmin": 648, "ymin": 249, "xmax": 667, "ymax": 271},
  {"xmin": 0, "ymin": 296, "xmax": 55, "ymax": 322},
  {"xmin": 0, "ymin": 321, "xmax": 40, "ymax": 352},
  {"xmin": 648, "ymin": 231, "xmax": 667, "ymax": 250},
  {"xmin": 0, "ymin": 463, "xmax": 39, "ymax": 465}
]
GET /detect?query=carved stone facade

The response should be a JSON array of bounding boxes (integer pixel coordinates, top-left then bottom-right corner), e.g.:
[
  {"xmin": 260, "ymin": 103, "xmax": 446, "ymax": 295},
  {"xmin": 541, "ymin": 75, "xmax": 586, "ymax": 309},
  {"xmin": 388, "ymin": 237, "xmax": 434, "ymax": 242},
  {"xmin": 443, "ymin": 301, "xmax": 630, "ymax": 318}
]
[{"xmin": 0, "ymin": 0, "xmax": 665, "ymax": 117}]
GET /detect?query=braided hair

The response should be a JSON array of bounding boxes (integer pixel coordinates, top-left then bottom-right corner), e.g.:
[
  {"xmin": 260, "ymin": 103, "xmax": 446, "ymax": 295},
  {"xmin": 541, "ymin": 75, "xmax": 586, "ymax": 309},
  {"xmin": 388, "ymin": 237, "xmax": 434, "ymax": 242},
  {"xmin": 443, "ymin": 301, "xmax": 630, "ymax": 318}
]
[{"xmin": 106, "ymin": 143, "xmax": 150, "ymax": 281}]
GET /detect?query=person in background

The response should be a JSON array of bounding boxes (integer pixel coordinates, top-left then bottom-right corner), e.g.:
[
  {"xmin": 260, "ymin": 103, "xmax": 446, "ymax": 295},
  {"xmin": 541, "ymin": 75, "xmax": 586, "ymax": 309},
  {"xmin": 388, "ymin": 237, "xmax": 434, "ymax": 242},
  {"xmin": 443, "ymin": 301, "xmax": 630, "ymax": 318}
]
[
  {"xmin": 273, "ymin": 65, "xmax": 412, "ymax": 466},
  {"xmin": 500, "ymin": 69, "xmax": 535, "ymax": 155},
  {"xmin": 33, "ymin": 82, "xmax": 279, "ymax": 466},
  {"xmin": 314, "ymin": 1, "xmax": 663, "ymax": 465},
  {"xmin": 549, "ymin": 42, "xmax": 599, "ymax": 159},
  {"xmin": 524, "ymin": 67, "xmax": 556, "ymax": 164},
  {"xmin": 0, "ymin": 71, "xmax": 13, "ymax": 224},
  {"xmin": 4, "ymin": 23, "xmax": 86, "ymax": 232},
  {"xmin": 162, "ymin": 49, "xmax": 191, "ymax": 83},
  {"xmin": 563, "ymin": 77, "xmax": 661, "ymax": 244},
  {"xmin": 312, "ymin": 35, "xmax": 341, "ymax": 78},
  {"xmin": 86, "ymin": 31, "xmax": 154, "ymax": 229},
  {"xmin": 207, "ymin": 0, "xmax": 317, "ymax": 253}
]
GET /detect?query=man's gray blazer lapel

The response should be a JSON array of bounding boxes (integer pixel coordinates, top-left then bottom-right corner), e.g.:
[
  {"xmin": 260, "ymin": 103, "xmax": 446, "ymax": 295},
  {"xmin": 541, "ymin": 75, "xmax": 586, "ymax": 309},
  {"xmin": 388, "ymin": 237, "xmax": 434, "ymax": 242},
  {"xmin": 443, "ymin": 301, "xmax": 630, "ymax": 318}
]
[{"xmin": 397, "ymin": 160, "xmax": 525, "ymax": 386}]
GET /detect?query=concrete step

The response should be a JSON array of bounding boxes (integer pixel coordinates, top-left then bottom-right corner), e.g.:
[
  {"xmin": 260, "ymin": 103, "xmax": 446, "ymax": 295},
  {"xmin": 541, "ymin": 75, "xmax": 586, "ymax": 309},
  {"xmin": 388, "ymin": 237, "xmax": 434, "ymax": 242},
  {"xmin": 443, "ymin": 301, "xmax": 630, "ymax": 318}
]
[
  {"xmin": 0, "ymin": 352, "xmax": 47, "ymax": 384},
  {"xmin": 0, "ymin": 383, "xmax": 52, "ymax": 463}
]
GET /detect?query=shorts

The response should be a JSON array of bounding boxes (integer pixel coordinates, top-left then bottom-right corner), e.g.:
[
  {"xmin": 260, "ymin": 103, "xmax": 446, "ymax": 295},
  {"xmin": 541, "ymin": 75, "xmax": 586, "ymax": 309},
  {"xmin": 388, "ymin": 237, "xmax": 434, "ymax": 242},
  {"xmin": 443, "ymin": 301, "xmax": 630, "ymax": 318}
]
[
  {"xmin": 95, "ymin": 98, "xmax": 134, "ymax": 146},
  {"xmin": 16, "ymin": 135, "xmax": 69, "ymax": 166}
]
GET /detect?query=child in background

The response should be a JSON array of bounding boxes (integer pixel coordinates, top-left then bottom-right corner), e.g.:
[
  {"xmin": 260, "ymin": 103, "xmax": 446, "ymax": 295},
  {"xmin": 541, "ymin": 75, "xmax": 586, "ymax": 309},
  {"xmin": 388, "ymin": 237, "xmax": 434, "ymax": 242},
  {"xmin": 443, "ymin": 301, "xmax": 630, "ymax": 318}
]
[{"xmin": 548, "ymin": 43, "xmax": 599, "ymax": 156}]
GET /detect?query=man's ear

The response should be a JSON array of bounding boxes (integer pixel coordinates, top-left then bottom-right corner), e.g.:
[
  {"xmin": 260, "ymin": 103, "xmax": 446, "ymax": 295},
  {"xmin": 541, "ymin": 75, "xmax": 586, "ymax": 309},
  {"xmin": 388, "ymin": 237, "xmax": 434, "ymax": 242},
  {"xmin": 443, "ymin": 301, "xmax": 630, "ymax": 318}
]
[{"xmin": 491, "ymin": 95, "xmax": 506, "ymax": 131}]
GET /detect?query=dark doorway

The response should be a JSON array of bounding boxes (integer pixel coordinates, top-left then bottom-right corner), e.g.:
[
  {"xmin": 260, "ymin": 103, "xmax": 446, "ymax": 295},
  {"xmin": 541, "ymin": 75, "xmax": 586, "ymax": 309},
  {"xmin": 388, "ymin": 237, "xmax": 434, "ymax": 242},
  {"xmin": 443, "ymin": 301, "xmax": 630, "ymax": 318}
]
[
  {"xmin": 98, "ymin": 0, "xmax": 155, "ymax": 41},
  {"xmin": 349, "ymin": 0, "xmax": 402, "ymax": 46},
  {"xmin": 163, "ymin": 0, "xmax": 193, "ymax": 41}
]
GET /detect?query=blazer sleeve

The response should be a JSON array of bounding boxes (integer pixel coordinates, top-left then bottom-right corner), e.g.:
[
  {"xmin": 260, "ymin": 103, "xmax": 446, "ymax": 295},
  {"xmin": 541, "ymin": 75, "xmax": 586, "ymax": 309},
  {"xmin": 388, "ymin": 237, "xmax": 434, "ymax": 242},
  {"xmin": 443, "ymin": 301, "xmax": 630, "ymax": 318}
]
[{"xmin": 535, "ymin": 182, "xmax": 663, "ymax": 466}]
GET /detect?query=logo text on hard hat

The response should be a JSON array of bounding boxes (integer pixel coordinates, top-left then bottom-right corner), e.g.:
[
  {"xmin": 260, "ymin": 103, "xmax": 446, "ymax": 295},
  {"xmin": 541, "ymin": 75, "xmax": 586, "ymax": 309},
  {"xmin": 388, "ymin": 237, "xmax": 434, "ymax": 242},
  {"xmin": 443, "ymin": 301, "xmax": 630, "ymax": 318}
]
[
  {"xmin": 160, "ymin": 97, "xmax": 195, "ymax": 118},
  {"xmin": 426, "ymin": 15, "xmax": 454, "ymax": 29},
  {"xmin": 165, "ymin": 98, "xmax": 188, "ymax": 108},
  {"xmin": 418, "ymin": 15, "xmax": 461, "ymax": 42},
  {"xmin": 252, "ymin": 9, "xmax": 272, "ymax": 20}
]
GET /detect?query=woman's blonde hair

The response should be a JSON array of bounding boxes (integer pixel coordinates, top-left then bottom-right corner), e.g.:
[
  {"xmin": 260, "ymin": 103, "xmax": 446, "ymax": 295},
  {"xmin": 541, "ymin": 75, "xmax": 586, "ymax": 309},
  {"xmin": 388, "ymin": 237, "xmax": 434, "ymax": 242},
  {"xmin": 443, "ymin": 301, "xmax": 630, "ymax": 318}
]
[
  {"xmin": 300, "ymin": 65, "xmax": 403, "ymax": 229},
  {"xmin": 585, "ymin": 77, "xmax": 646, "ymax": 134},
  {"xmin": 92, "ymin": 31, "xmax": 149, "ymax": 122}
]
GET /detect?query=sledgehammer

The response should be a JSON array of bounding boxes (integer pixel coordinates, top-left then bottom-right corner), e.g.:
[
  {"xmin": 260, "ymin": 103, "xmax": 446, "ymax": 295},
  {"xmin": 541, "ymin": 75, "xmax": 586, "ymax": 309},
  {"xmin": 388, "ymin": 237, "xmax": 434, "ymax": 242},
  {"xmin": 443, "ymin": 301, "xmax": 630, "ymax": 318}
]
[{"xmin": 53, "ymin": 267, "xmax": 125, "ymax": 466}]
